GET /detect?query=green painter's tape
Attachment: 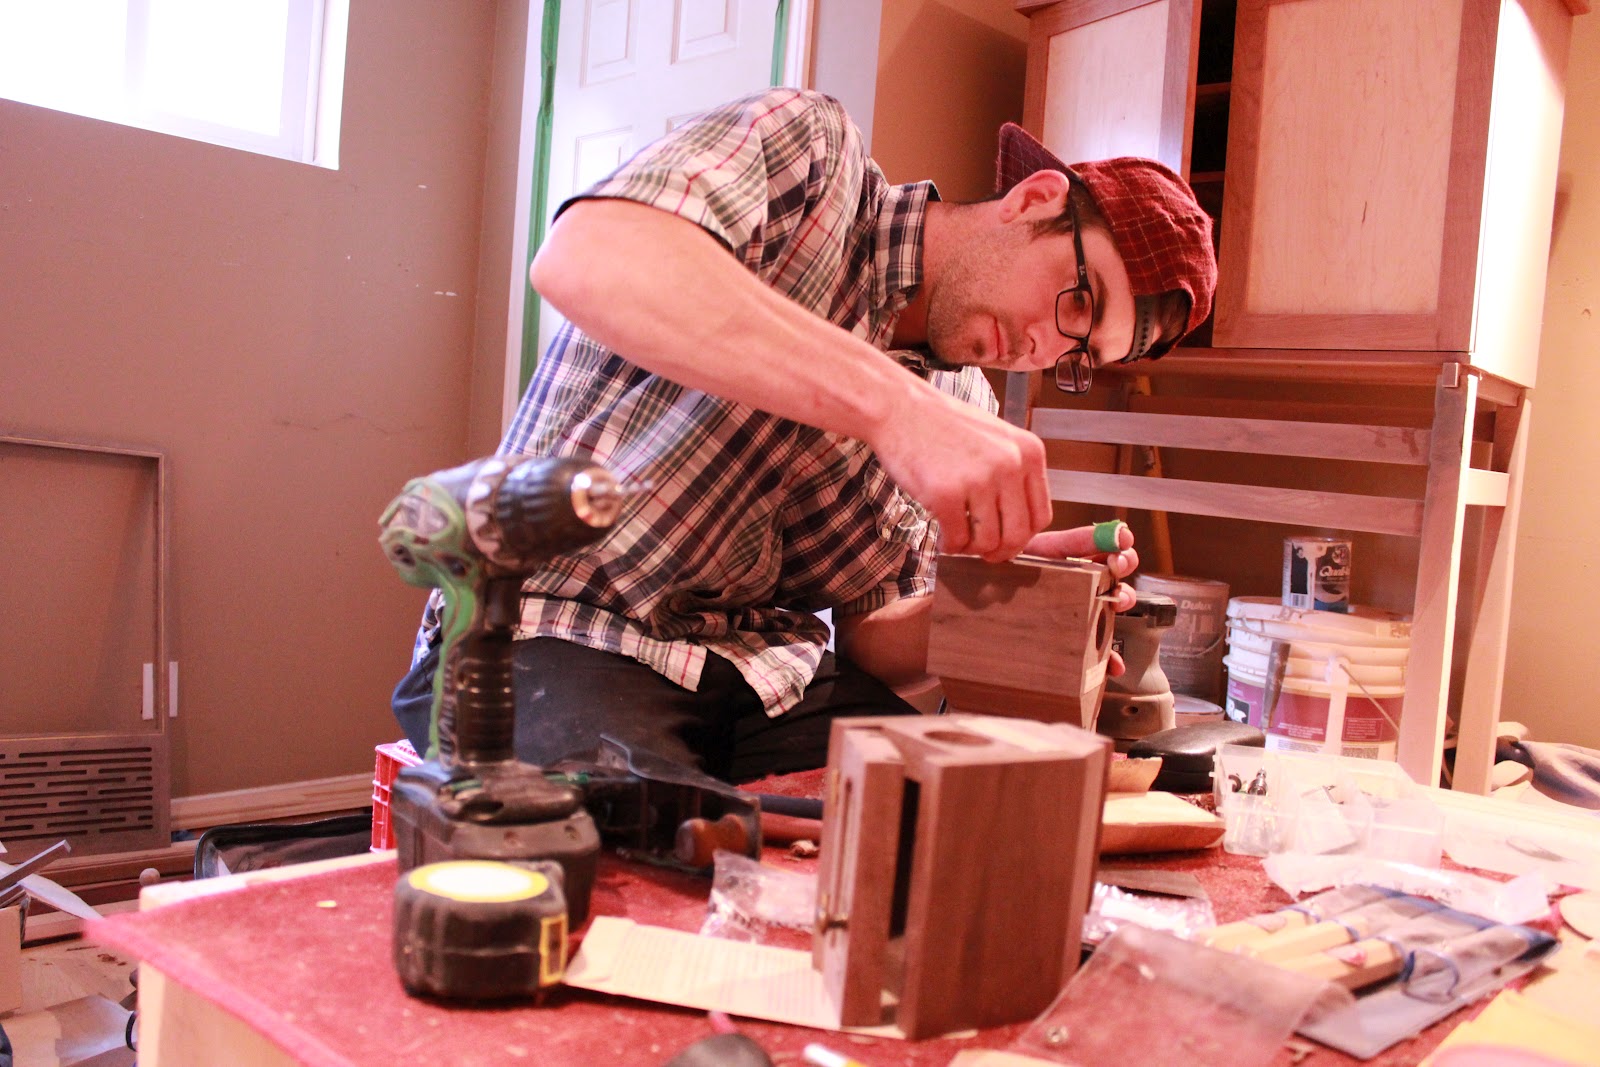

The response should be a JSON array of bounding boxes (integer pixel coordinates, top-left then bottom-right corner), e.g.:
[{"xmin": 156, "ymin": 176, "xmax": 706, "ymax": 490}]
[
  {"xmin": 771, "ymin": 0, "xmax": 789, "ymax": 85},
  {"xmin": 520, "ymin": 0, "xmax": 563, "ymax": 395},
  {"xmin": 1093, "ymin": 520, "xmax": 1127, "ymax": 554}
]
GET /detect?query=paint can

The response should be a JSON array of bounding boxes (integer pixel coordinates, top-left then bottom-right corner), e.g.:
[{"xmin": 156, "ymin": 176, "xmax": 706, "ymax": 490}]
[
  {"xmin": 1132, "ymin": 573, "xmax": 1230, "ymax": 704},
  {"xmin": 1282, "ymin": 536, "xmax": 1352, "ymax": 613},
  {"xmin": 1224, "ymin": 596, "xmax": 1409, "ymax": 760}
]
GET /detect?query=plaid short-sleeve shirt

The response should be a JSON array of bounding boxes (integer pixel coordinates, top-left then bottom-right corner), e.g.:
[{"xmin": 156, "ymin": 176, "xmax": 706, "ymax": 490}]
[{"xmin": 417, "ymin": 88, "xmax": 995, "ymax": 715}]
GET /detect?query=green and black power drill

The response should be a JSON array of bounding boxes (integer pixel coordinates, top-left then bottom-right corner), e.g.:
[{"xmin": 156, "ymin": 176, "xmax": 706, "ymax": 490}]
[
  {"xmin": 378, "ymin": 454, "xmax": 629, "ymax": 999},
  {"xmin": 377, "ymin": 453, "xmax": 765, "ymax": 1000}
]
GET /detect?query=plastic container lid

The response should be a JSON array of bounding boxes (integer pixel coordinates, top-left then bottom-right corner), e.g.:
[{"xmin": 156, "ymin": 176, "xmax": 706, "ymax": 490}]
[
  {"xmin": 1226, "ymin": 596, "xmax": 1411, "ymax": 646},
  {"xmin": 1226, "ymin": 626, "xmax": 1410, "ymax": 667},
  {"xmin": 1224, "ymin": 653, "xmax": 1406, "ymax": 697},
  {"xmin": 1173, "ymin": 694, "xmax": 1226, "ymax": 721}
]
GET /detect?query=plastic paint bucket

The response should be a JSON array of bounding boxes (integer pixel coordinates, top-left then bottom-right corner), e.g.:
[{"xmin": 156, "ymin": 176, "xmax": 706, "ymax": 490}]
[
  {"xmin": 1133, "ymin": 573, "xmax": 1230, "ymax": 704},
  {"xmin": 1223, "ymin": 596, "xmax": 1410, "ymax": 760},
  {"xmin": 1226, "ymin": 630, "xmax": 1408, "ymax": 680},
  {"xmin": 1226, "ymin": 597, "xmax": 1410, "ymax": 647},
  {"xmin": 1225, "ymin": 624, "xmax": 1409, "ymax": 665}
]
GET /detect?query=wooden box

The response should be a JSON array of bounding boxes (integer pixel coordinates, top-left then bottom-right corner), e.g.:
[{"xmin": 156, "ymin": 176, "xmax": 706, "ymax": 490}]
[
  {"xmin": 812, "ymin": 714, "xmax": 1111, "ymax": 1038},
  {"xmin": 927, "ymin": 554, "xmax": 1114, "ymax": 729}
]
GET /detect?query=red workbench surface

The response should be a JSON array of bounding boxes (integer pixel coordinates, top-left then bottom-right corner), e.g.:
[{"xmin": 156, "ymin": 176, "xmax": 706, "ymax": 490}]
[{"xmin": 86, "ymin": 772, "xmax": 1512, "ymax": 1067}]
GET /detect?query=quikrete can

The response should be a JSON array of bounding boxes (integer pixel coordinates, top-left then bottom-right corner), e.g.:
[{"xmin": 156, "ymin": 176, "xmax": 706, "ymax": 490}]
[{"xmin": 1283, "ymin": 536, "xmax": 1351, "ymax": 613}]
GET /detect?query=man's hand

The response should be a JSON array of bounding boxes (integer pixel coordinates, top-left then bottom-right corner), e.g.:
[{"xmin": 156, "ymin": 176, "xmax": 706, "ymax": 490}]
[
  {"xmin": 1023, "ymin": 522, "xmax": 1140, "ymax": 676},
  {"xmin": 871, "ymin": 387, "xmax": 1053, "ymax": 562}
]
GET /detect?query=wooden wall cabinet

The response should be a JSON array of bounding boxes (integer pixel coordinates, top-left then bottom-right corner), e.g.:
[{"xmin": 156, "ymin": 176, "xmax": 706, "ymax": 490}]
[
  {"xmin": 1213, "ymin": 0, "xmax": 1572, "ymax": 384},
  {"xmin": 1012, "ymin": 0, "xmax": 1582, "ymax": 792},
  {"xmin": 1018, "ymin": 0, "xmax": 1202, "ymax": 174}
]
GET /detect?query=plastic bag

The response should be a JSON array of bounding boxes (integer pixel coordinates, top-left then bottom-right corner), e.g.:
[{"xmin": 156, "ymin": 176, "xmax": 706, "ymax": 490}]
[
  {"xmin": 1213, "ymin": 745, "xmax": 1445, "ymax": 866},
  {"xmin": 1083, "ymin": 881, "xmax": 1216, "ymax": 944},
  {"xmin": 1261, "ymin": 854, "xmax": 1552, "ymax": 926},
  {"xmin": 699, "ymin": 850, "xmax": 816, "ymax": 943},
  {"xmin": 1011, "ymin": 925, "xmax": 1352, "ymax": 1067}
]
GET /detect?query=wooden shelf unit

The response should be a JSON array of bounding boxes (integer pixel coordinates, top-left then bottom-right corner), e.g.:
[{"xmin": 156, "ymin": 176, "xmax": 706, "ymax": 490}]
[{"xmin": 1011, "ymin": 0, "xmax": 1579, "ymax": 791}]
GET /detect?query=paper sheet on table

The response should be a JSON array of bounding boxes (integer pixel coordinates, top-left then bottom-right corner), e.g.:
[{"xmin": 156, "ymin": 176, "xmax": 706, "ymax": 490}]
[
  {"xmin": 1427, "ymin": 988, "xmax": 1600, "ymax": 1065},
  {"xmin": 565, "ymin": 916, "xmax": 902, "ymax": 1038}
]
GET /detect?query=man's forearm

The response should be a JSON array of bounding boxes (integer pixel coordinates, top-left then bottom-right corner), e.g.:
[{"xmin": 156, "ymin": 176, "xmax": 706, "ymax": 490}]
[
  {"xmin": 833, "ymin": 597, "xmax": 933, "ymax": 691},
  {"xmin": 532, "ymin": 198, "xmax": 1052, "ymax": 559},
  {"xmin": 531, "ymin": 199, "xmax": 932, "ymax": 443}
]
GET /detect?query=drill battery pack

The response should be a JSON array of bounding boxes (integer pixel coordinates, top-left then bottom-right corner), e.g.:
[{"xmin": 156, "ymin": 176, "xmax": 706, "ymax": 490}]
[{"xmin": 389, "ymin": 767, "xmax": 601, "ymax": 925}]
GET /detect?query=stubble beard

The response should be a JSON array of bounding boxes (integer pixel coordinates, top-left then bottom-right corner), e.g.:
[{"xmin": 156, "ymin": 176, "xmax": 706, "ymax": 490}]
[
  {"xmin": 922, "ymin": 247, "xmax": 993, "ymax": 373},
  {"xmin": 921, "ymin": 223, "xmax": 1037, "ymax": 374}
]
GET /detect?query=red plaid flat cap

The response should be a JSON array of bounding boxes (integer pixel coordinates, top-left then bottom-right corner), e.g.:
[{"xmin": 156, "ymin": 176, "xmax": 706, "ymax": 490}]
[{"xmin": 996, "ymin": 123, "xmax": 1217, "ymax": 361}]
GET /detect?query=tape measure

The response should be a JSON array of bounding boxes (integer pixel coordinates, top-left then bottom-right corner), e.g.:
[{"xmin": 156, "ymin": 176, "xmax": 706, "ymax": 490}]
[{"xmin": 392, "ymin": 859, "xmax": 568, "ymax": 1001}]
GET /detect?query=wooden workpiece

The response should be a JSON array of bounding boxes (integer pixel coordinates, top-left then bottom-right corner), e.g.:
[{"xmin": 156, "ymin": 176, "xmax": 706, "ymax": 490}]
[
  {"xmin": 813, "ymin": 714, "xmax": 1111, "ymax": 1039},
  {"xmin": 1099, "ymin": 790, "xmax": 1224, "ymax": 854},
  {"xmin": 927, "ymin": 554, "xmax": 1114, "ymax": 729},
  {"xmin": 1279, "ymin": 936, "xmax": 1409, "ymax": 990}
]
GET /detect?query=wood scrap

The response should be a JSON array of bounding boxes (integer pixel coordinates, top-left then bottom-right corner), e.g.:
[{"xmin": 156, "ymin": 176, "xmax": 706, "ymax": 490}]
[
  {"xmin": 1106, "ymin": 756, "xmax": 1163, "ymax": 793},
  {"xmin": 1099, "ymin": 792, "xmax": 1224, "ymax": 854}
]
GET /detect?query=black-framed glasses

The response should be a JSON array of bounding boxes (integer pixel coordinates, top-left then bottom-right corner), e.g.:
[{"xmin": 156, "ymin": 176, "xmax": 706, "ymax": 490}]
[{"xmin": 1052, "ymin": 198, "xmax": 1096, "ymax": 395}]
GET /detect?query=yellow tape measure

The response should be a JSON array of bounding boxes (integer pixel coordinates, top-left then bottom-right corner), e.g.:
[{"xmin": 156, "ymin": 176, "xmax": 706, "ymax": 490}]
[{"xmin": 393, "ymin": 859, "xmax": 568, "ymax": 1000}]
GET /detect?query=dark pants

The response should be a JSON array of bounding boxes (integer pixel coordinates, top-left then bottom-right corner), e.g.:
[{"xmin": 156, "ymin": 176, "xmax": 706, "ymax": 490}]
[{"xmin": 391, "ymin": 637, "xmax": 920, "ymax": 783}]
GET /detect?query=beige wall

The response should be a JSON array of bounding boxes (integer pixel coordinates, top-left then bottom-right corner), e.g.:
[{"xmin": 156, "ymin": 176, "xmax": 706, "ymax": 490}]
[
  {"xmin": 469, "ymin": 3, "xmax": 535, "ymax": 458},
  {"xmin": 0, "ymin": 1, "xmax": 517, "ymax": 794},
  {"xmin": 1505, "ymin": 11, "xmax": 1600, "ymax": 752},
  {"xmin": 869, "ymin": 0, "xmax": 1030, "ymax": 200}
]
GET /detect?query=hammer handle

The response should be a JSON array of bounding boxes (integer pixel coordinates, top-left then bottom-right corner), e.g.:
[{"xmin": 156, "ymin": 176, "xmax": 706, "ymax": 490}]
[{"xmin": 760, "ymin": 812, "xmax": 823, "ymax": 845}]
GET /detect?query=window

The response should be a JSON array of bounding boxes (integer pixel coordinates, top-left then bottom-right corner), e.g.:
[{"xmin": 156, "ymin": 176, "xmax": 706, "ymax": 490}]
[{"xmin": 0, "ymin": 0, "xmax": 348, "ymax": 168}]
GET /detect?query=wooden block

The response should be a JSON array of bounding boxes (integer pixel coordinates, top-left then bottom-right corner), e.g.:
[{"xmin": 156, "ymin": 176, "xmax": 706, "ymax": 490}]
[
  {"xmin": 813, "ymin": 714, "xmax": 1110, "ymax": 1038},
  {"xmin": 813, "ymin": 726, "xmax": 905, "ymax": 1026},
  {"xmin": 1106, "ymin": 756, "xmax": 1163, "ymax": 794},
  {"xmin": 1277, "ymin": 937, "xmax": 1406, "ymax": 990},
  {"xmin": 1199, "ymin": 910, "xmax": 1314, "ymax": 954},
  {"xmin": 928, "ymin": 554, "xmax": 1113, "ymax": 729},
  {"xmin": 0, "ymin": 904, "xmax": 20, "ymax": 1015},
  {"xmin": 1243, "ymin": 895, "xmax": 1440, "ymax": 964},
  {"xmin": 1098, "ymin": 792, "xmax": 1225, "ymax": 855}
]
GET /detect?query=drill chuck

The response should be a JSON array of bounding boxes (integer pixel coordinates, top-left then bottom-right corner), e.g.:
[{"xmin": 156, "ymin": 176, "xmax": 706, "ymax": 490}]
[
  {"xmin": 463, "ymin": 455, "xmax": 628, "ymax": 573},
  {"xmin": 377, "ymin": 452, "xmax": 637, "ymax": 767}
]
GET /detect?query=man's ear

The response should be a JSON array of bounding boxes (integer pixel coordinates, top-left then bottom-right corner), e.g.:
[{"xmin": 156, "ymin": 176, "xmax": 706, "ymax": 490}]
[{"xmin": 999, "ymin": 169, "xmax": 1072, "ymax": 223}]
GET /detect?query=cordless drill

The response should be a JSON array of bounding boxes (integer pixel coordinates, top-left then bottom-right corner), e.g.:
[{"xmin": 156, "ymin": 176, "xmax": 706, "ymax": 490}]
[
  {"xmin": 378, "ymin": 454, "xmax": 630, "ymax": 935},
  {"xmin": 378, "ymin": 454, "xmax": 765, "ymax": 1000}
]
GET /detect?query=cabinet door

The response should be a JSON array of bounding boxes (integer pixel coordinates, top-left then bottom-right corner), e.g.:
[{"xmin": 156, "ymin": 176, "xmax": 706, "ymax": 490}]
[
  {"xmin": 1020, "ymin": 0, "xmax": 1200, "ymax": 174},
  {"xmin": 1212, "ymin": 0, "xmax": 1494, "ymax": 353}
]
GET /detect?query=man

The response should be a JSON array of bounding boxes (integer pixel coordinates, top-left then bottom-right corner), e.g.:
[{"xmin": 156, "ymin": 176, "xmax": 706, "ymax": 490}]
[{"xmin": 393, "ymin": 88, "xmax": 1216, "ymax": 782}]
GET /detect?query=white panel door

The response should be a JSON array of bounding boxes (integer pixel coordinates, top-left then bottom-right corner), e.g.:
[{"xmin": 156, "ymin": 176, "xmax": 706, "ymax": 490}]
[{"xmin": 537, "ymin": 0, "xmax": 783, "ymax": 357}]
